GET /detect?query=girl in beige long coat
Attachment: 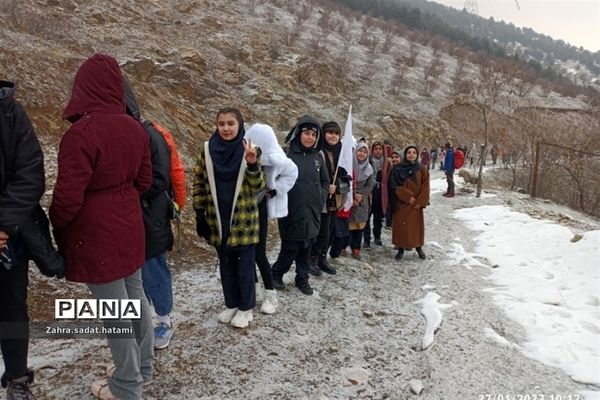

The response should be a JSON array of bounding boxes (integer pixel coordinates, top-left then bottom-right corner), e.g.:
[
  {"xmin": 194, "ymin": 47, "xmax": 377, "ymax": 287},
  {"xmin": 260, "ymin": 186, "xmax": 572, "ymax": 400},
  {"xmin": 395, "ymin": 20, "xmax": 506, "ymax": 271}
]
[{"xmin": 389, "ymin": 146, "xmax": 430, "ymax": 260}]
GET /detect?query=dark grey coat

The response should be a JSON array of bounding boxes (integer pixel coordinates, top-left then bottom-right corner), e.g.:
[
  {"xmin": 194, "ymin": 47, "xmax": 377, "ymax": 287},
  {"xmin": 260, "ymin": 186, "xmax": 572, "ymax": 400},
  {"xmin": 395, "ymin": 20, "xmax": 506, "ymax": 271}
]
[{"xmin": 278, "ymin": 116, "xmax": 329, "ymax": 241}]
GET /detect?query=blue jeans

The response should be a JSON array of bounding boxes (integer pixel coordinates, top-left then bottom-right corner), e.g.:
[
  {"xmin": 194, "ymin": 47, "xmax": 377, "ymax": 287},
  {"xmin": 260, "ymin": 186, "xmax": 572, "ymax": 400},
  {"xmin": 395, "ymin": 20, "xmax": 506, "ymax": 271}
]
[{"xmin": 141, "ymin": 253, "xmax": 173, "ymax": 316}]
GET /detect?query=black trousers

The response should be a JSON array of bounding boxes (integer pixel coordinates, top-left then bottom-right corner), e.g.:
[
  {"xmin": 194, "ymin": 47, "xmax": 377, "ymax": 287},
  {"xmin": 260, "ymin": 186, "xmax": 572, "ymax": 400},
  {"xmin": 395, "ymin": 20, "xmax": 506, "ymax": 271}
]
[
  {"xmin": 445, "ymin": 171, "xmax": 455, "ymax": 194},
  {"xmin": 312, "ymin": 211, "xmax": 335, "ymax": 258},
  {"xmin": 350, "ymin": 229, "xmax": 364, "ymax": 250},
  {"xmin": 0, "ymin": 262, "xmax": 29, "ymax": 380},
  {"xmin": 216, "ymin": 245, "xmax": 256, "ymax": 311},
  {"xmin": 271, "ymin": 239, "xmax": 312, "ymax": 286},
  {"xmin": 364, "ymin": 187, "xmax": 384, "ymax": 243},
  {"xmin": 254, "ymin": 199, "xmax": 274, "ymax": 290}
]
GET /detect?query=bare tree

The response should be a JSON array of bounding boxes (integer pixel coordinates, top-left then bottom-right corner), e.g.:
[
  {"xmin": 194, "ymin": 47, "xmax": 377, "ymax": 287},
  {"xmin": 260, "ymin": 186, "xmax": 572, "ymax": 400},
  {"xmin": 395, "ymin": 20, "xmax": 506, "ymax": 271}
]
[
  {"xmin": 381, "ymin": 30, "xmax": 395, "ymax": 54},
  {"xmin": 390, "ymin": 63, "xmax": 409, "ymax": 94},
  {"xmin": 471, "ymin": 60, "xmax": 514, "ymax": 197},
  {"xmin": 318, "ymin": 8, "xmax": 332, "ymax": 30},
  {"xmin": 406, "ymin": 35, "xmax": 419, "ymax": 67},
  {"xmin": 294, "ymin": 2, "xmax": 312, "ymax": 26},
  {"xmin": 422, "ymin": 51, "xmax": 444, "ymax": 96},
  {"xmin": 246, "ymin": 0, "xmax": 260, "ymax": 15},
  {"xmin": 308, "ymin": 30, "xmax": 327, "ymax": 56},
  {"xmin": 284, "ymin": 26, "xmax": 302, "ymax": 46},
  {"xmin": 335, "ymin": 51, "xmax": 352, "ymax": 80}
]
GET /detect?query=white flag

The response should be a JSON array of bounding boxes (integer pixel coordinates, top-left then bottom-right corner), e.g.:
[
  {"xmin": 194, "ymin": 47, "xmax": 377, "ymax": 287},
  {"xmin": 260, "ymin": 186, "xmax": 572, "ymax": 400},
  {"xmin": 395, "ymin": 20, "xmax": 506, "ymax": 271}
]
[{"xmin": 338, "ymin": 106, "xmax": 356, "ymax": 212}]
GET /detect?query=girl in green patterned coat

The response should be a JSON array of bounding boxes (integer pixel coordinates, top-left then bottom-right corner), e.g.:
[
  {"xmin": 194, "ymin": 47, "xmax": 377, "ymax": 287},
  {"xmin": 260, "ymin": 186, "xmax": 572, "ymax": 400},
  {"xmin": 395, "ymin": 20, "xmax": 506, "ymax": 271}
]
[{"xmin": 193, "ymin": 108, "xmax": 265, "ymax": 328}]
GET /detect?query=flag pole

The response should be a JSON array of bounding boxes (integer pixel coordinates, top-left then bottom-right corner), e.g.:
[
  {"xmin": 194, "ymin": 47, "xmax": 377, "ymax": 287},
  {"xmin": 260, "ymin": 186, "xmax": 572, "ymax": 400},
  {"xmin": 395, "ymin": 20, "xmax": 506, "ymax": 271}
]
[{"xmin": 331, "ymin": 105, "xmax": 352, "ymax": 186}]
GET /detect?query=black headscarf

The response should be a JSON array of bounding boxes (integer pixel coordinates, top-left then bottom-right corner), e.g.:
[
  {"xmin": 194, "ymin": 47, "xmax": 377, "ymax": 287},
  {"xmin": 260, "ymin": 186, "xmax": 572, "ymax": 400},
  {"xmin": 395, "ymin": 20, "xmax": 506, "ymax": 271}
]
[
  {"xmin": 391, "ymin": 145, "xmax": 421, "ymax": 188},
  {"xmin": 208, "ymin": 123, "xmax": 245, "ymax": 182},
  {"xmin": 209, "ymin": 112, "xmax": 245, "ymax": 240}
]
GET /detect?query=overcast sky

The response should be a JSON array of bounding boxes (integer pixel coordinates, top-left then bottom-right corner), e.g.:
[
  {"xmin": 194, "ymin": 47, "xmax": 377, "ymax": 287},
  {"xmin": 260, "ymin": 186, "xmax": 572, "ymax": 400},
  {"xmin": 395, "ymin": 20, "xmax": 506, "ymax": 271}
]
[{"xmin": 432, "ymin": 0, "xmax": 600, "ymax": 52}]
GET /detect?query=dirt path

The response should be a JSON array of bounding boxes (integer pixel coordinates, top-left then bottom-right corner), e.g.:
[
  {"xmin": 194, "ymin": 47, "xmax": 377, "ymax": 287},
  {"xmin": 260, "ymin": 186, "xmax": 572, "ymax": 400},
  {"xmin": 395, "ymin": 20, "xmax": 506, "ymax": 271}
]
[{"xmin": 26, "ymin": 170, "xmax": 597, "ymax": 399}]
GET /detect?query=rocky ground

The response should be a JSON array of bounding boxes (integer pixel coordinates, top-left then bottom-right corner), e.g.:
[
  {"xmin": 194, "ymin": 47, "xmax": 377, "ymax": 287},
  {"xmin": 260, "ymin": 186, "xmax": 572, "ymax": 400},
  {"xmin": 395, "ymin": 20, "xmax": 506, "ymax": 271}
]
[{"xmin": 24, "ymin": 168, "xmax": 599, "ymax": 399}]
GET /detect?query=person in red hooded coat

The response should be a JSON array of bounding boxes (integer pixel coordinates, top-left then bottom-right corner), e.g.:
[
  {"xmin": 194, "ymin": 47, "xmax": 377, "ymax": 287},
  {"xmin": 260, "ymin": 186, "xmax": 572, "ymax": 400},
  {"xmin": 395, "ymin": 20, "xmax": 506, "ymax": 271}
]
[{"xmin": 50, "ymin": 54, "xmax": 153, "ymax": 400}]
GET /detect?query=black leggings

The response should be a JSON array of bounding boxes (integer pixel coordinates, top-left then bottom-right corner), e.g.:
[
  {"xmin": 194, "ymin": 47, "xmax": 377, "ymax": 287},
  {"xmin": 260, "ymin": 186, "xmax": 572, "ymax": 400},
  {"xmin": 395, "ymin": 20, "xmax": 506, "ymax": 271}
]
[
  {"xmin": 254, "ymin": 198, "xmax": 274, "ymax": 290},
  {"xmin": 0, "ymin": 261, "xmax": 29, "ymax": 380}
]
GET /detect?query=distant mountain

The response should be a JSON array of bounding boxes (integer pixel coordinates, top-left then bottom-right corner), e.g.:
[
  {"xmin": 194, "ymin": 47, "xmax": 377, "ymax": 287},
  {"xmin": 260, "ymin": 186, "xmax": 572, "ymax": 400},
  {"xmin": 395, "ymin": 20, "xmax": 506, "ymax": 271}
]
[{"xmin": 333, "ymin": 0, "xmax": 600, "ymax": 85}]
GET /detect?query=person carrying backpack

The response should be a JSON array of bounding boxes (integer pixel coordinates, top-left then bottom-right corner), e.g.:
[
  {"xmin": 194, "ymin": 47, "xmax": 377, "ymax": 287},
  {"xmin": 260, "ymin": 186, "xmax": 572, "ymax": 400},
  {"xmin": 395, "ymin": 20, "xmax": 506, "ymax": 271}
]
[
  {"xmin": 0, "ymin": 80, "xmax": 46, "ymax": 400},
  {"xmin": 124, "ymin": 80, "xmax": 177, "ymax": 350},
  {"xmin": 443, "ymin": 142, "xmax": 455, "ymax": 197}
]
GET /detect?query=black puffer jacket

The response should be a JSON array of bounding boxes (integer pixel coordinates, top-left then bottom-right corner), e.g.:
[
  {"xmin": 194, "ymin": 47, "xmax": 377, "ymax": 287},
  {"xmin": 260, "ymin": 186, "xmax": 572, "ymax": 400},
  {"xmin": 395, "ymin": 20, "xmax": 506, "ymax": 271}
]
[
  {"xmin": 278, "ymin": 116, "xmax": 329, "ymax": 241},
  {"xmin": 124, "ymin": 82, "xmax": 173, "ymax": 259},
  {"xmin": 0, "ymin": 80, "xmax": 45, "ymax": 268}
]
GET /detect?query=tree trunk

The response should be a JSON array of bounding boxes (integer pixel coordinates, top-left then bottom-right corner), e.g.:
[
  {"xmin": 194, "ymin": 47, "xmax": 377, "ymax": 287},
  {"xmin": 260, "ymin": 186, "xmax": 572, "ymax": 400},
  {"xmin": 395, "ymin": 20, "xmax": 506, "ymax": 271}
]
[{"xmin": 476, "ymin": 107, "xmax": 488, "ymax": 198}]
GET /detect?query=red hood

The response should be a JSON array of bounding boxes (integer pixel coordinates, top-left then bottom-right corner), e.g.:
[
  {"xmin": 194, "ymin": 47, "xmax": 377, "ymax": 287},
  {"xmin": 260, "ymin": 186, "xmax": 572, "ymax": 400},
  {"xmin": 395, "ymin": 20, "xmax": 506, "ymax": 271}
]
[{"xmin": 63, "ymin": 54, "xmax": 125, "ymax": 120}]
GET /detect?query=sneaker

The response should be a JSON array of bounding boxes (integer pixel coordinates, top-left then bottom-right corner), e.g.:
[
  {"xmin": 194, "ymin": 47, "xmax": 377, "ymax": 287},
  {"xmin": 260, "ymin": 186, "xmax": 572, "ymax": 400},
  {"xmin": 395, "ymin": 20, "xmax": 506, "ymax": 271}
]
[
  {"xmin": 91, "ymin": 378, "xmax": 118, "ymax": 400},
  {"xmin": 272, "ymin": 276, "xmax": 285, "ymax": 290},
  {"xmin": 295, "ymin": 282, "xmax": 313, "ymax": 295},
  {"xmin": 374, "ymin": 239, "xmax": 383, "ymax": 246},
  {"xmin": 5, "ymin": 372, "xmax": 35, "ymax": 400},
  {"xmin": 154, "ymin": 323, "xmax": 174, "ymax": 350},
  {"xmin": 363, "ymin": 242, "xmax": 371, "ymax": 250},
  {"xmin": 260, "ymin": 289, "xmax": 278, "ymax": 314},
  {"xmin": 318, "ymin": 256, "xmax": 337, "ymax": 275},
  {"xmin": 217, "ymin": 307, "xmax": 238, "ymax": 323},
  {"xmin": 230, "ymin": 309, "xmax": 253, "ymax": 328},
  {"xmin": 351, "ymin": 249, "xmax": 361, "ymax": 260},
  {"xmin": 395, "ymin": 248, "xmax": 404, "ymax": 260},
  {"xmin": 416, "ymin": 247, "xmax": 427, "ymax": 260}
]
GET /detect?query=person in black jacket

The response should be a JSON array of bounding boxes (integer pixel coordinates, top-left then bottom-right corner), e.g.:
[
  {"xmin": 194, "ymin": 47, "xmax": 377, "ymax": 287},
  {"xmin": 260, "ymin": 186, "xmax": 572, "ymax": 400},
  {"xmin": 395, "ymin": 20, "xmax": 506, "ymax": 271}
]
[
  {"xmin": 309, "ymin": 120, "xmax": 350, "ymax": 276},
  {"xmin": 124, "ymin": 81, "xmax": 175, "ymax": 350},
  {"xmin": 271, "ymin": 116, "xmax": 329, "ymax": 295},
  {"xmin": 0, "ymin": 80, "xmax": 45, "ymax": 400}
]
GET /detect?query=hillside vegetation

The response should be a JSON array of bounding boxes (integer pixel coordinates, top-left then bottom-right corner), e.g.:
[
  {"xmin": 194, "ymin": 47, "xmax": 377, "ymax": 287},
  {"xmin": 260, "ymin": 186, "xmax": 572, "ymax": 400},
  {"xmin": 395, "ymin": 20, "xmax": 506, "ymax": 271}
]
[{"xmin": 1, "ymin": 0, "xmax": 599, "ymax": 214}]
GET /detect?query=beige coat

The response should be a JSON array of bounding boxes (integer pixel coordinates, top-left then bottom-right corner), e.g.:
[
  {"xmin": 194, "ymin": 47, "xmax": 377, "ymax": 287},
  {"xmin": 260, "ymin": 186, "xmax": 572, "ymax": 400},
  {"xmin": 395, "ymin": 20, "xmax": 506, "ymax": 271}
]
[{"xmin": 391, "ymin": 167, "xmax": 430, "ymax": 249}]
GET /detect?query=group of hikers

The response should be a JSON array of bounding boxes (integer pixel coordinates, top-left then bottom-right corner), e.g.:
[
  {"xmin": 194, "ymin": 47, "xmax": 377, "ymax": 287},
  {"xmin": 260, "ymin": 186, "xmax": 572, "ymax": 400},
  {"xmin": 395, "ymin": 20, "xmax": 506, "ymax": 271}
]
[{"xmin": 0, "ymin": 53, "xmax": 439, "ymax": 399}]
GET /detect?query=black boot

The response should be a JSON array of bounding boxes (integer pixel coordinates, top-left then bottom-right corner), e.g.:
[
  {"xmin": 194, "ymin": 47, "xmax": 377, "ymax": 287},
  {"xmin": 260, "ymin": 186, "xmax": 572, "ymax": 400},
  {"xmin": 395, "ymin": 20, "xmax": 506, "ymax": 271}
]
[
  {"xmin": 394, "ymin": 248, "xmax": 404, "ymax": 260},
  {"xmin": 416, "ymin": 247, "xmax": 427, "ymax": 260},
  {"xmin": 308, "ymin": 255, "xmax": 322, "ymax": 276},
  {"xmin": 318, "ymin": 255, "xmax": 337, "ymax": 275}
]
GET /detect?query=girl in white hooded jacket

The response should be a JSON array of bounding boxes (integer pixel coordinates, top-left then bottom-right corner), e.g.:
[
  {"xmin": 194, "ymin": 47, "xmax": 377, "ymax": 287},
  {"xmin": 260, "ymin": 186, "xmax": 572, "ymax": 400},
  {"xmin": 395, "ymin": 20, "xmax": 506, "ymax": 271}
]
[{"xmin": 244, "ymin": 123, "xmax": 298, "ymax": 313}]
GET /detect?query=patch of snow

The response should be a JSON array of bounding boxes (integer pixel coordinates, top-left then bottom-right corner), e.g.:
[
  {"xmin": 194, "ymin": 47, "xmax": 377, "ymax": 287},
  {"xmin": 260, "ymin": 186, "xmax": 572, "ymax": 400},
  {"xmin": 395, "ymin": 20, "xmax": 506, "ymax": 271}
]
[
  {"xmin": 415, "ymin": 292, "xmax": 453, "ymax": 350},
  {"xmin": 454, "ymin": 205, "xmax": 600, "ymax": 386}
]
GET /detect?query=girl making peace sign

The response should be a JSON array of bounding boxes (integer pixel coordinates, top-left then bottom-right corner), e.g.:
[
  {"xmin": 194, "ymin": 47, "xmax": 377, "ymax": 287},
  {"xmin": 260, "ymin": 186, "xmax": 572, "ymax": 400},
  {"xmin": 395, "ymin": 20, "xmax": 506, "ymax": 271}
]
[{"xmin": 192, "ymin": 108, "xmax": 265, "ymax": 328}]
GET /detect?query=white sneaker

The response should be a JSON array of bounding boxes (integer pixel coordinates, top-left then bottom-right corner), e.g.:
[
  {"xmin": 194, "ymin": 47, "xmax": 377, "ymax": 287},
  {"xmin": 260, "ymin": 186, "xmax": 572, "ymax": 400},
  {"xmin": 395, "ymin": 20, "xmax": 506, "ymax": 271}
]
[
  {"xmin": 260, "ymin": 289, "xmax": 278, "ymax": 315},
  {"xmin": 230, "ymin": 309, "xmax": 253, "ymax": 328},
  {"xmin": 255, "ymin": 282, "xmax": 264, "ymax": 302},
  {"xmin": 217, "ymin": 307, "xmax": 238, "ymax": 323}
]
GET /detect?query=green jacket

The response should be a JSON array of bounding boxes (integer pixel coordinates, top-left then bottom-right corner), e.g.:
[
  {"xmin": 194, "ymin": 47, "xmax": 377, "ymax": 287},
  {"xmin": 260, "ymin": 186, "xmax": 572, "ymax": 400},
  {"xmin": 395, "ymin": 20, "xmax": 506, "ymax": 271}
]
[{"xmin": 192, "ymin": 142, "xmax": 265, "ymax": 247}]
